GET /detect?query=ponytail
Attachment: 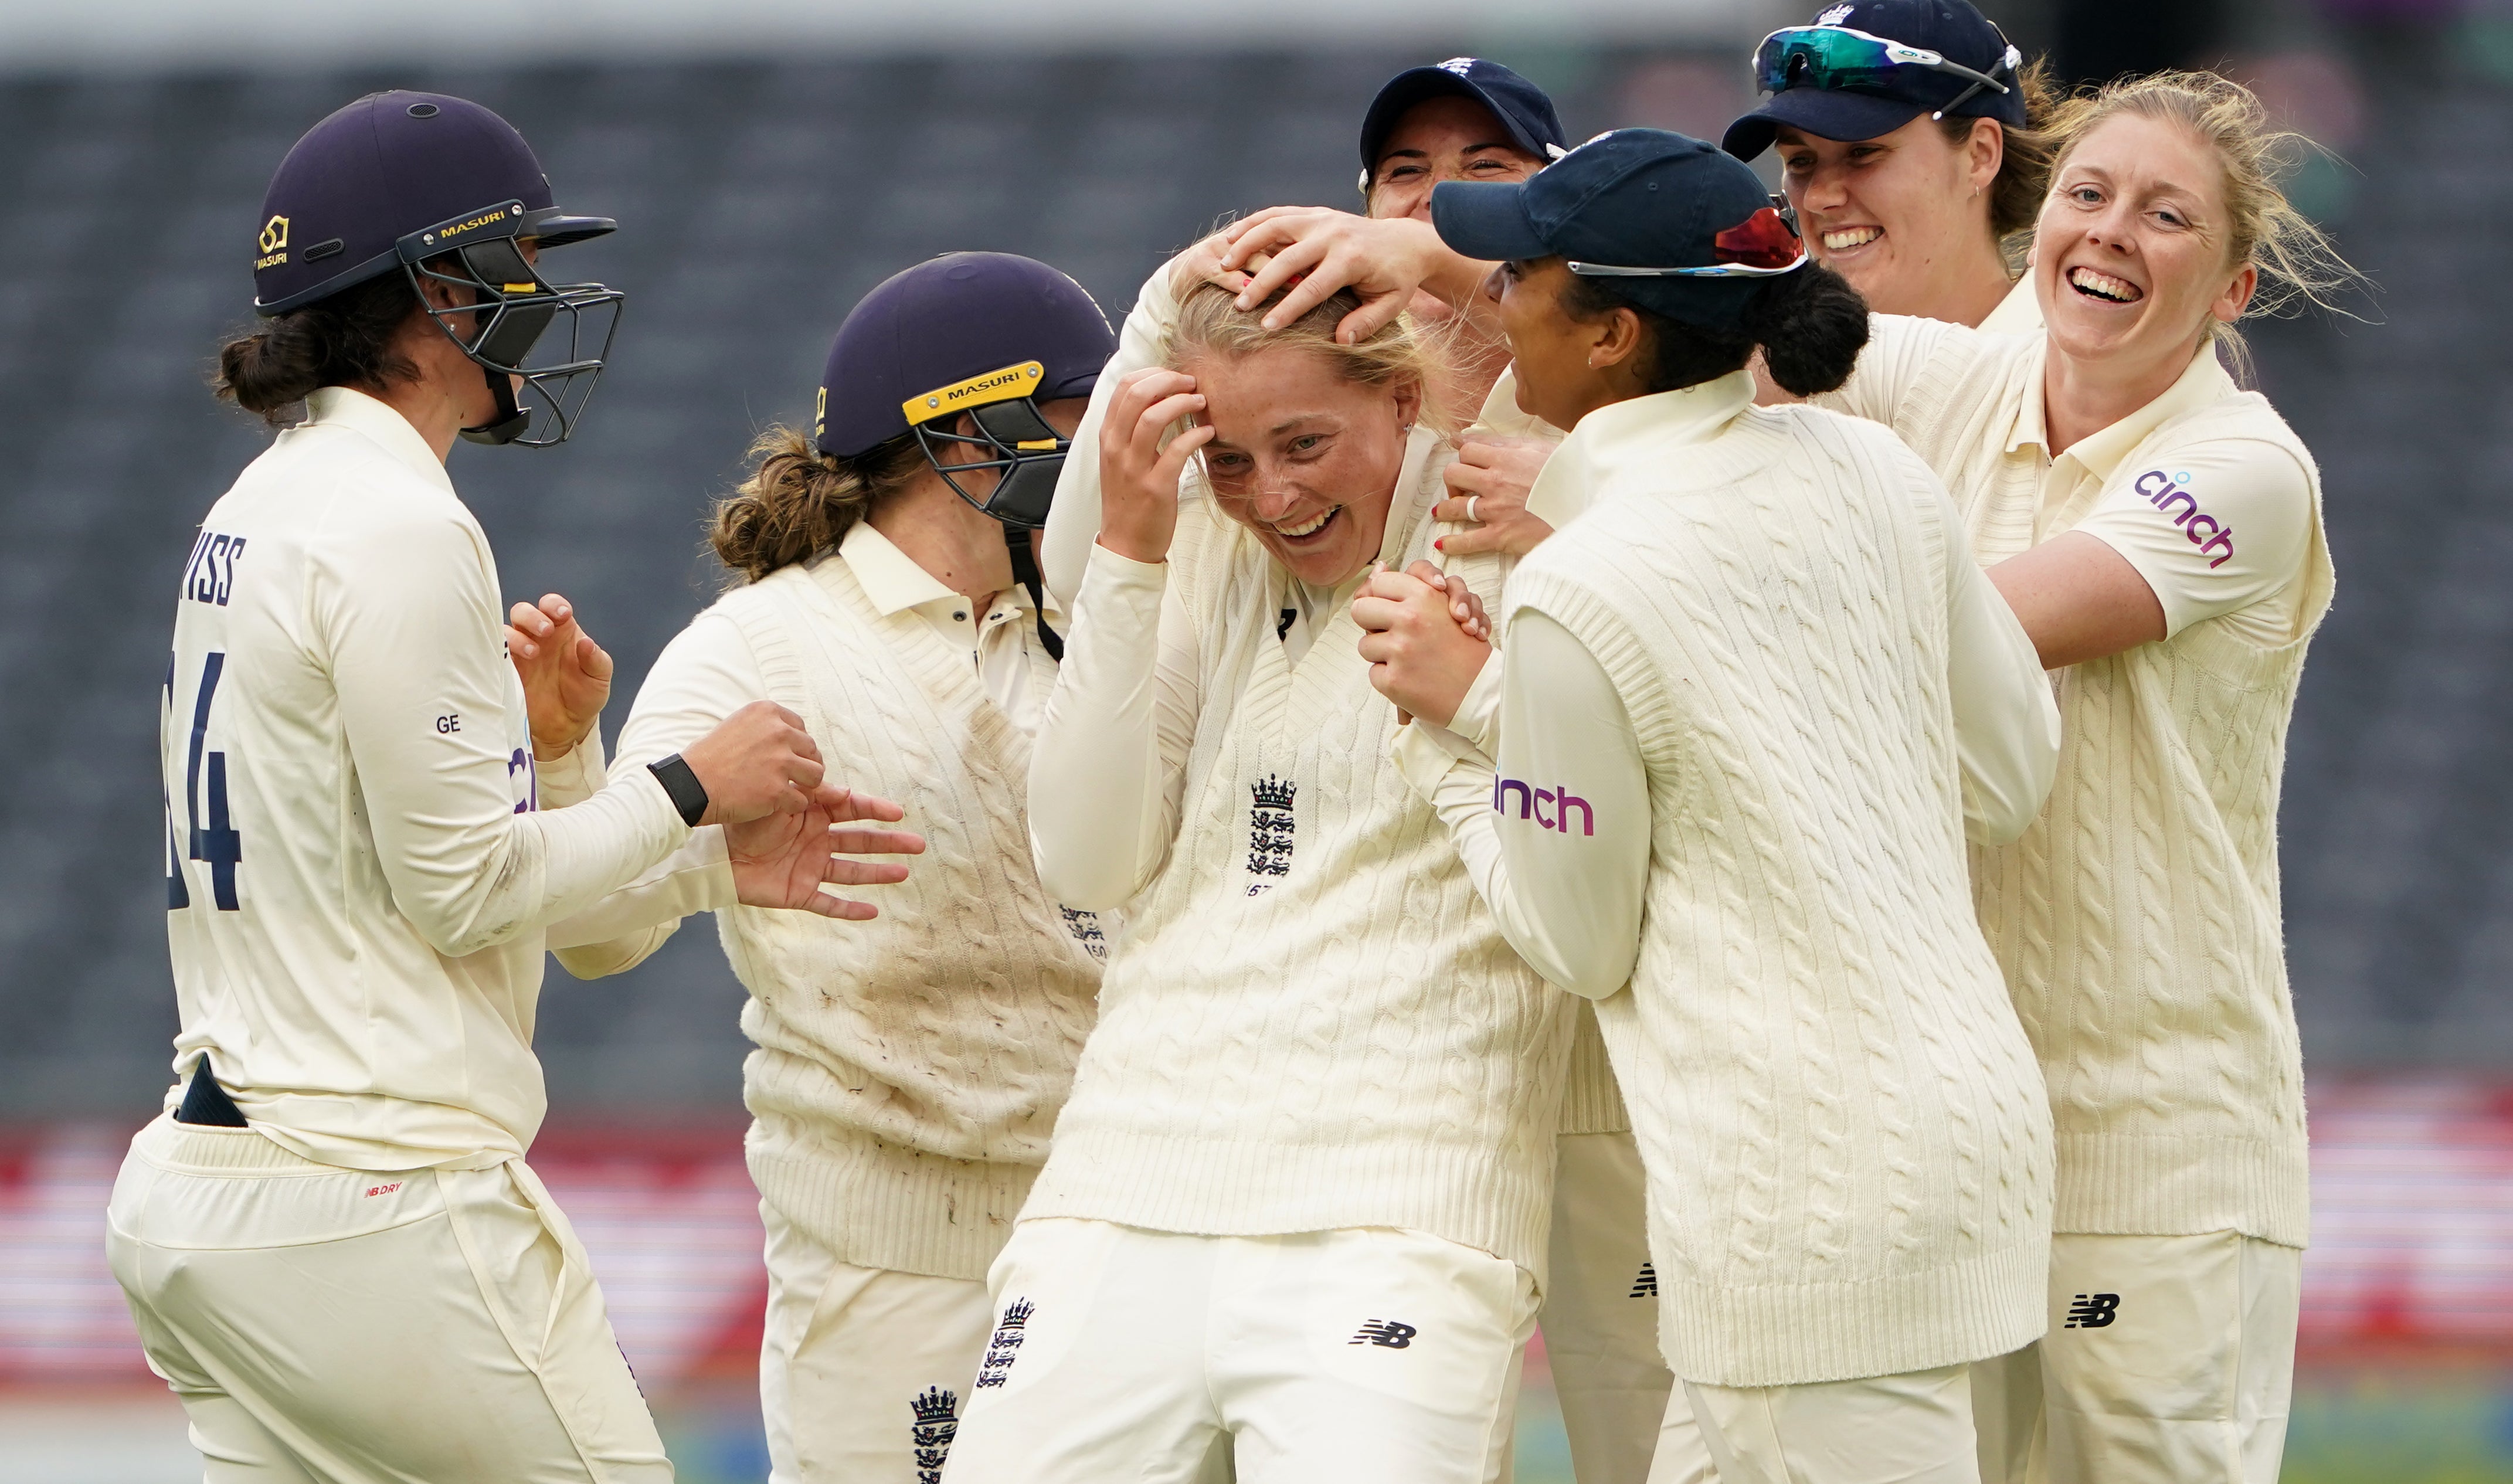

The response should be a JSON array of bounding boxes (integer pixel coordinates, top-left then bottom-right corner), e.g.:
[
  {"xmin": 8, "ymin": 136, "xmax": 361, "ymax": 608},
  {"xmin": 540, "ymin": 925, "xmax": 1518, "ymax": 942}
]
[
  {"xmin": 212, "ymin": 272, "xmax": 420, "ymax": 424},
  {"xmin": 708, "ymin": 425, "xmax": 926, "ymax": 583},
  {"xmin": 1559, "ymin": 260, "xmax": 1870, "ymax": 399},
  {"xmin": 1737, "ymin": 263, "xmax": 1870, "ymax": 398}
]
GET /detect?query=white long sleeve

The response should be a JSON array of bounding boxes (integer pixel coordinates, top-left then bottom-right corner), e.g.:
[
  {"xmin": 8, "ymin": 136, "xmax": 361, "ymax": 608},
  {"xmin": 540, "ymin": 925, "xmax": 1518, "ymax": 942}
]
[
  {"xmin": 311, "ymin": 498, "xmax": 690, "ymax": 959},
  {"xmin": 1043, "ymin": 255, "xmax": 1185, "ymax": 610},
  {"xmin": 1025, "ymin": 541, "xmax": 1202, "ymax": 909},
  {"xmin": 1395, "ymin": 616, "xmax": 1651, "ymax": 999},
  {"xmin": 1941, "ymin": 494, "xmax": 2064, "ymax": 844}
]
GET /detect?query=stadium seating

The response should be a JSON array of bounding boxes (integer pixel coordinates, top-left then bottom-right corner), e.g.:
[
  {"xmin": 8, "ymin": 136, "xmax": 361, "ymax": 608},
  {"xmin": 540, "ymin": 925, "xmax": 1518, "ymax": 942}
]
[{"xmin": 0, "ymin": 45, "xmax": 2492, "ymax": 1119}]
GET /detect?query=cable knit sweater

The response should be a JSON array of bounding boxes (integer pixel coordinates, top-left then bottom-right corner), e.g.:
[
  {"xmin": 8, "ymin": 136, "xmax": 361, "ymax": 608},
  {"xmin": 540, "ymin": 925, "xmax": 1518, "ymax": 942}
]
[
  {"xmin": 1825, "ymin": 319, "xmax": 2334, "ymax": 1247},
  {"xmin": 1498, "ymin": 402, "xmax": 2056, "ymax": 1385},
  {"xmin": 644, "ymin": 557, "xmax": 1104, "ymax": 1280},
  {"xmin": 1024, "ymin": 461, "xmax": 1575, "ymax": 1276}
]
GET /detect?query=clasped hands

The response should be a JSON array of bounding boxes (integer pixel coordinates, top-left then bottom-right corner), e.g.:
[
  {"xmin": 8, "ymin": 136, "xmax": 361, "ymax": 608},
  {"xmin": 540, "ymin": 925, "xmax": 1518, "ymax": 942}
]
[
  {"xmin": 506, "ymin": 594, "xmax": 925, "ymax": 921},
  {"xmin": 1352, "ymin": 561, "xmax": 1493, "ymax": 731}
]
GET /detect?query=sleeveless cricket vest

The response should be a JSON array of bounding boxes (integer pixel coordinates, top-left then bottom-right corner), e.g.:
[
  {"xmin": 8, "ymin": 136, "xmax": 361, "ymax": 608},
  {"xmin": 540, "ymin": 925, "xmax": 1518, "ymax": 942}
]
[
  {"xmin": 1506, "ymin": 405, "xmax": 2054, "ymax": 1385},
  {"xmin": 1023, "ymin": 449, "xmax": 1577, "ymax": 1276},
  {"xmin": 715, "ymin": 557, "xmax": 1104, "ymax": 1281},
  {"xmin": 1840, "ymin": 329, "xmax": 2334, "ymax": 1248}
]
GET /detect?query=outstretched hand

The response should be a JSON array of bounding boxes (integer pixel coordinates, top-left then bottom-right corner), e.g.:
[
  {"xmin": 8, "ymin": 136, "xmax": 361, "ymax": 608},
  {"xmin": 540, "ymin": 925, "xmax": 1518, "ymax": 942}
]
[
  {"xmin": 1351, "ymin": 560, "xmax": 1493, "ymax": 729},
  {"xmin": 725, "ymin": 788, "xmax": 925, "ymax": 921},
  {"xmin": 506, "ymin": 593, "xmax": 612, "ymax": 761}
]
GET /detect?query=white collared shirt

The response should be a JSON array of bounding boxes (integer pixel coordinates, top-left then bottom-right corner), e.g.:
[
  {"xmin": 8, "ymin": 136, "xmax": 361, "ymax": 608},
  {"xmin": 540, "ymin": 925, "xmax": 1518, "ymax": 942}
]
[
  {"xmin": 161, "ymin": 386, "xmax": 689, "ymax": 1170},
  {"xmin": 836, "ymin": 521, "xmax": 1064, "ymax": 730},
  {"xmin": 1828, "ymin": 316, "xmax": 2315, "ymax": 646}
]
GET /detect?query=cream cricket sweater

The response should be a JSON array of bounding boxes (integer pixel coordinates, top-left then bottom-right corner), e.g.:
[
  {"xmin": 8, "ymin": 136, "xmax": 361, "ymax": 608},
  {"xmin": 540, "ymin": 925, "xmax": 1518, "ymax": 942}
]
[
  {"xmin": 1825, "ymin": 319, "xmax": 2334, "ymax": 1248},
  {"xmin": 1025, "ymin": 442, "xmax": 1575, "ymax": 1276},
  {"xmin": 562, "ymin": 548, "xmax": 1104, "ymax": 1280},
  {"xmin": 1492, "ymin": 395, "xmax": 2056, "ymax": 1384}
]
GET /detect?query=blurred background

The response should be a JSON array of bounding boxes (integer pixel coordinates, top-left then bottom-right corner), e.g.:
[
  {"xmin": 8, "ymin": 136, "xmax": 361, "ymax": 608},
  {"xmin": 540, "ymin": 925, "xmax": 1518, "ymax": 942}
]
[{"xmin": 0, "ymin": 0, "xmax": 2505, "ymax": 1478}]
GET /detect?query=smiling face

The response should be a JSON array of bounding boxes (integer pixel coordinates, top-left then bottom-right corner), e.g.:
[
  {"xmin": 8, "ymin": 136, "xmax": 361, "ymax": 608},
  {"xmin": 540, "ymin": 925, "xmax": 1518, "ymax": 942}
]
[
  {"xmin": 1482, "ymin": 256, "xmax": 1645, "ymax": 433},
  {"xmin": 1368, "ymin": 96, "xmax": 1547, "ymax": 223},
  {"xmin": 2034, "ymin": 110, "xmax": 2256, "ymax": 375},
  {"xmin": 1775, "ymin": 114, "xmax": 2002, "ymax": 318},
  {"xmin": 1181, "ymin": 344, "xmax": 1420, "ymax": 588}
]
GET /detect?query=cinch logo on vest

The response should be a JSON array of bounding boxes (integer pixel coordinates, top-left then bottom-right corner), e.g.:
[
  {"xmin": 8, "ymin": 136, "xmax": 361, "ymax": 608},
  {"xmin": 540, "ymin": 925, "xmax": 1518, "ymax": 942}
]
[
  {"xmin": 2134, "ymin": 469, "xmax": 2234, "ymax": 568},
  {"xmin": 1493, "ymin": 777, "xmax": 1594, "ymax": 836}
]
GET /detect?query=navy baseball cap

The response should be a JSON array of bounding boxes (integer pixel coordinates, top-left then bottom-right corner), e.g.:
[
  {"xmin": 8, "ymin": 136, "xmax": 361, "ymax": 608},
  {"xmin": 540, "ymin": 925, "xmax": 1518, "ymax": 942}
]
[
  {"xmin": 1723, "ymin": 0, "xmax": 2027, "ymax": 162},
  {"xmin": 254, "ymin": 91, "xmax": 612, "ymax": 315},
  {"xmin": 1433, "ymin": 129, "xmax": 1805, "ymax": 332},
  {"xmin": 816, "ymin": 253, "xmax": 1115, "ymax": 460},
  {"xmin": 1359, "ymin": 58, "xmax": 1568, "ymax": 189}
]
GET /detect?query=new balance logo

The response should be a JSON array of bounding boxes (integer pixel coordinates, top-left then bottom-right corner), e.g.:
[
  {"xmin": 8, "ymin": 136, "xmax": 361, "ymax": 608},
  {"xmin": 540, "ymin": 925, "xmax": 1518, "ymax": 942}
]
[
  {"xmin": 1349, "ymin": 1319, "xmax": 1418, "ymax": 1349},
  {"xmin": 2063, "ymin": 1293, "xmax": 2121, "ymax": 1329},
  {"xmin": 1629, "ymin": 1262, "xmax": 1658, "ymax": 1299}
]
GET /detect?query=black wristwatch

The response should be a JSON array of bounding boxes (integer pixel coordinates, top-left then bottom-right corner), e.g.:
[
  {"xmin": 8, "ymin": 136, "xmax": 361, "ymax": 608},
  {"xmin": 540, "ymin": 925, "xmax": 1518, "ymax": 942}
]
[{"xmin": 648, "ymin": 753, "xmax": 709, "ymax": 827}]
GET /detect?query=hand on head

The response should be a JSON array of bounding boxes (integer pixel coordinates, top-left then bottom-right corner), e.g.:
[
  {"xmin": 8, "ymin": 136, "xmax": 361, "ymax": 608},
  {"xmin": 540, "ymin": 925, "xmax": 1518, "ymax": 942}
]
[
  {"xmin": 1219, "ymin": 208, "xmax": 1455, "ymax": 342},
  {"xmin": 1351, "ymin": 559, "xmax": 1493, "ymax": 729},
  {"xmin": 1432, "ymin": 434, "xmax": 1556, "ymax": 558},
  {"xmin": 1096, "ymin": 368, "xmax": 1213, "ymax": 566},
  {"xmin": 724, "ymin": 789, "xmax": 924, "ymax": 922},
  {"xmin": 505, "ymin": 593, "xmax": 612, "ymax": 760}
]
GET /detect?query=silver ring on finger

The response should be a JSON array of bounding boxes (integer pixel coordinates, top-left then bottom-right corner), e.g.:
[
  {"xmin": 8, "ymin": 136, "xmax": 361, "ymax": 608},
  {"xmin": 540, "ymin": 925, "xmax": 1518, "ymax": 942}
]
[{"xmin": 1465, "ymin": 495, "xmax": 1480, "ymax": 524}]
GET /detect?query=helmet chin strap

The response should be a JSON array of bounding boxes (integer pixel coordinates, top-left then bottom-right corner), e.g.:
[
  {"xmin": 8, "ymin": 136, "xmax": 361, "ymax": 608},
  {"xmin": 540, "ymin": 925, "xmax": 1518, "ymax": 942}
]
[
  {"xmin": 459, "ymin": 362, "xmax": 530, "ymax": 446},
  {"xmin": 1005, "ymin": 521, "xmax": 1062, "ymax": 662}
]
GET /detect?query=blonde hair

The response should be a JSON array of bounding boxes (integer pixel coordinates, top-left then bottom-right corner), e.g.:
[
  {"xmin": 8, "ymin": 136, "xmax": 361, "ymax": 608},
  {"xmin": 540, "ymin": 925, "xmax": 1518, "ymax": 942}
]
[
  {"xmin": 707, "ymin": 425, "xmax": 926, "ymax": 583},
  {"xmin": 1163, "ymin": 281, "xmax": 1461, "ymax": 441},
  {"xmin": 2043, "ymin": 70, "xmax": 2366, "ymax": 369}
]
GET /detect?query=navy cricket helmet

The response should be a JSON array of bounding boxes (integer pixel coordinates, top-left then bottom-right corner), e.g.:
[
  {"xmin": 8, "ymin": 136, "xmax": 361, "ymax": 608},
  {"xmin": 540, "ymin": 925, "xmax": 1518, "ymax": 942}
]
[
  {"xmin": 816, "ymin": 253, "xmax": 1115, "ymax": 532},
  {"xmin": 253, "ymin": 91, "xmax": 622, "ymax": 447}
]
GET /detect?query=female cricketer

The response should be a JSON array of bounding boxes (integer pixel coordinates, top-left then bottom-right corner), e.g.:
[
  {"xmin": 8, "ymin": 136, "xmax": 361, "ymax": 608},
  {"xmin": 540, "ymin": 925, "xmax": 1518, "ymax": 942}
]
[
  {"xmin": 113, "ymin": 91, "xmax": 911, "ymax": 1482},
  {"xmin": 1802, "ymin": 72, "xmax": 2358, "ymax": 1484},
  {"xmin": 1723, "ymin": 0, "xmax": 2057, "ymax": 332},
  {"xmin": 1237, "ymin": 57, "xmax": 1695, "ymax": 1484},
  {"xmin": 1364, "ymin": 128, "xmax": 2061, "ymax": 1484},
  {"xmin": 542, "ymin": 252, "xmax": 1119, "ymax": 1484},
  {"xmin": 940, "ymin": 261, "xmax": 1574, "ymax": 1482}
]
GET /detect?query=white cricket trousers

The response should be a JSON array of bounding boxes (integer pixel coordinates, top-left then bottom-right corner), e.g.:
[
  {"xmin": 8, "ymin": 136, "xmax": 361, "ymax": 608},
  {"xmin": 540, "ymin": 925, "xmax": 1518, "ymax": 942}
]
[
  {"xmin": 1543, "ymin": 1131, "xmax": 1718, "ymax": 1484},
  {"xmin": 1685, "ymin": 1364, "xmax": 1981, "ymax": 1484},
  {"xmin": 105, "ymin": 1115, "xmax": 670, "ymax": 1484},
  {"xmin": 939, "ymin": 1217, "xmax": 1540, "ymax": 1484},
  {"xmin": 758, "ymin": 1202, "xmax": 994, "ymax": 1484},
  {"xmin": 1970, "ymin": 1231, "xmax": 2301, "ymax": 1484}
]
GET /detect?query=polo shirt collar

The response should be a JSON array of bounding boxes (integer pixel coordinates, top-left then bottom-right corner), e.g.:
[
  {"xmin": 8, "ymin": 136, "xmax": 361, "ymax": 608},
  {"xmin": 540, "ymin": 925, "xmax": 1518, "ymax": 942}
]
[
  {"xmin": 1578, "ymin": 368, "xmax": 1756, "ymax": 452},
  {"xmin": 300, "ymin": 386, "xmax": 453, "ymax": 492},
  {"xmin": 833, "ymin": 519, "xmax": 1062, "ymax": 624},
  {"xmin": 2009, "ymin": 339, "xmax": 2237, "ymax": 480}
]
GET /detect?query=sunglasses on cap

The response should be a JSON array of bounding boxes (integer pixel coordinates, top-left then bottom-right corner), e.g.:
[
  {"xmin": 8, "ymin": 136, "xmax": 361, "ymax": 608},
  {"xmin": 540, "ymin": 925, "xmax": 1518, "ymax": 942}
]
[
  {"xmin": 1567, "ymin": 203, "xmax": 1809, "ymax": 282},
  {"xmin": 1753, "ymin": 25, "xmax": 2022, "ymax": 122}
]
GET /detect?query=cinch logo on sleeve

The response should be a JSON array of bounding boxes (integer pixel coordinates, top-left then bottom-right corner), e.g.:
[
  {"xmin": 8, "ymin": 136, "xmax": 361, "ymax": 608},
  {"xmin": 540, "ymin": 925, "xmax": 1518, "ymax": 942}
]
[
  {"xmin": 1493, "ymin": 777, "xmax": 1594, "ymax": 836},
  {"xmin": 2133, "ymin": 469, "xmax": 2235, "ymax": 568}
]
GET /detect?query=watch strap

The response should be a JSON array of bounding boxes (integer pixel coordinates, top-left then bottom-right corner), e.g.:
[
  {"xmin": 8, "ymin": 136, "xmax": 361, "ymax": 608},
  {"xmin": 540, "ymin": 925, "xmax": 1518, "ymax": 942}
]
[{"xmin": 647, "ymin": 752, "xmax": 709, "ymax": 827}]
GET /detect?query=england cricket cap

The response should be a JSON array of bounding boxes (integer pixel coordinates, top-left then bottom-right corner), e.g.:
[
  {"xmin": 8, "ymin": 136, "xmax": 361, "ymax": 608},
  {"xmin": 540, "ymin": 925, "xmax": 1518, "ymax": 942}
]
[
  {"xmin": 1432, "ymin": 128, "xmax": 1804, "ymax": 332},
  {"xmin": 253, "ymin": 90, "xmax": 613, "ymax": 315},
  {"xmin": 1359, "ymin": 57, "xmax": 1569, "ymax": 186},
  {"xmin": 816, "ymin": 253, "xmax": 1116, "ymax": 460},
  {"xmin": 1722, "ymin": 0, "xmax": 2028, "ymax": 162}
]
